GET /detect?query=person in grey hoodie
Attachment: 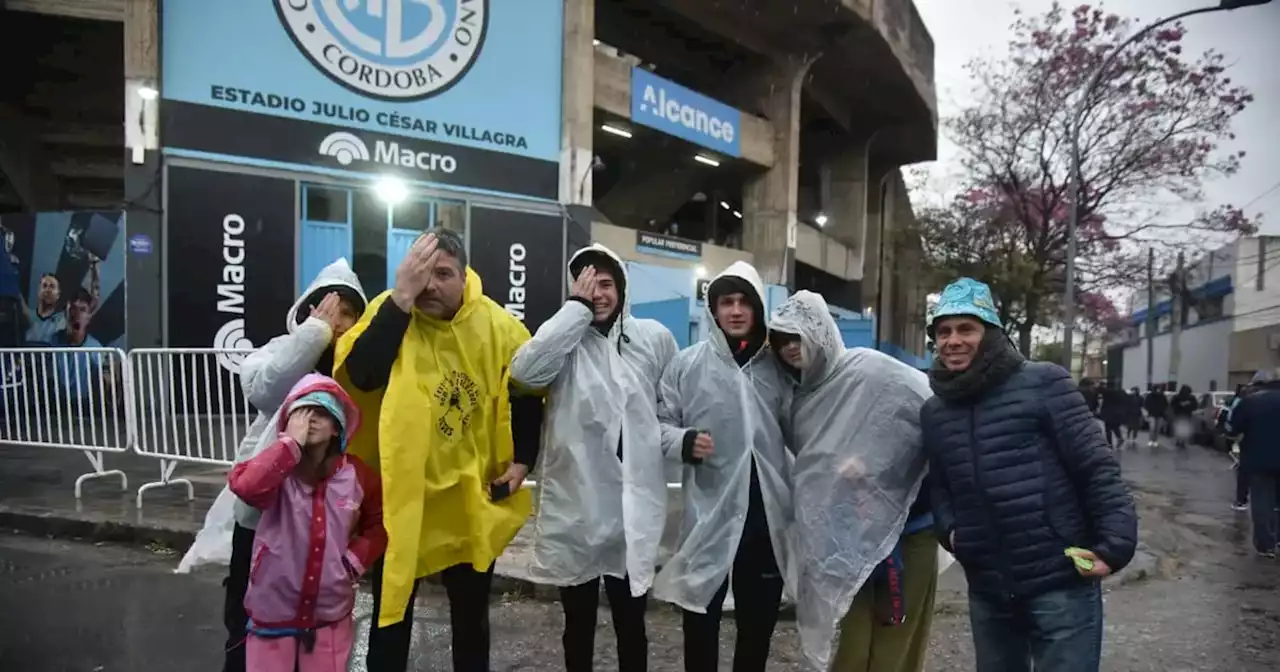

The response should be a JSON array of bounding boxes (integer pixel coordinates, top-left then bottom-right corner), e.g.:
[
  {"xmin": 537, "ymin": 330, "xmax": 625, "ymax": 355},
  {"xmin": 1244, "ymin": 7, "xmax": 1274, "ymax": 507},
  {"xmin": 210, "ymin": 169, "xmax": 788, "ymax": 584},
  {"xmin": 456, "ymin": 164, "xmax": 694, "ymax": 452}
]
[{"xmin": 178, "ymin": 259, "xmax": 366, "ymax": 672}]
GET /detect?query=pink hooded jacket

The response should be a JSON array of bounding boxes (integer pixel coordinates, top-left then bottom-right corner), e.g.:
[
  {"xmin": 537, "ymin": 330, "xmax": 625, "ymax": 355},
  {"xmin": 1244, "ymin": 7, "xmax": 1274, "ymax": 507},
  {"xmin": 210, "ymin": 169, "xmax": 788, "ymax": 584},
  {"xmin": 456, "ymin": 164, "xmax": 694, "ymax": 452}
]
[{"xmin": 228, "ymin": 373, "xmax": 385, "ymax": 630}]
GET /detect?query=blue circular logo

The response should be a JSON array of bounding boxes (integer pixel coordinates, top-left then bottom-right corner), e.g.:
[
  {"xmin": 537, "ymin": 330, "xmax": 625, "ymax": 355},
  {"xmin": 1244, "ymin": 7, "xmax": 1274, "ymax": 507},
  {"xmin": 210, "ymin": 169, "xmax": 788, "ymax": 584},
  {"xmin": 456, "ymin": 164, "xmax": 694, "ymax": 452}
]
[{"xmin": 276, "ymin": 0, "xmax": 489, "ymax": 101}]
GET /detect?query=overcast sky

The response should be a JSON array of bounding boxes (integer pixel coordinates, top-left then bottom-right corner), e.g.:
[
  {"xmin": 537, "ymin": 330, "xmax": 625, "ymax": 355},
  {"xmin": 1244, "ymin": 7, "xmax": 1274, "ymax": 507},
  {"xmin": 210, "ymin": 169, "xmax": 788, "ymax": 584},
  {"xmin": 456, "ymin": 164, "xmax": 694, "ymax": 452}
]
[{"xmin": 913, "ymin": 0, "xmax": 1280, "ymax": 234}]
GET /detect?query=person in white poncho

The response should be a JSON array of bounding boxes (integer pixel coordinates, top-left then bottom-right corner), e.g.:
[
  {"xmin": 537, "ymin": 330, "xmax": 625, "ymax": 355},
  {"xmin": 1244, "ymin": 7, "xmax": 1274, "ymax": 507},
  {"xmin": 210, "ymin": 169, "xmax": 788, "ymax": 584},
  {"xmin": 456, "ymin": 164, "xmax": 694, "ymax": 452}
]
[
  {"xmin": 770, "ymin": 290, "xmax": 937, "ymax": 672},
  {"xmin": 176, "ymin": 259, "xmax": 367, "ymax": 672},
  {"xmin": 654, "ymin": 261, "xmax": 794, "ymax": 672},
  {"xmin": 510, "ymin": 244, "xmax": 677, "ymax": 672}
]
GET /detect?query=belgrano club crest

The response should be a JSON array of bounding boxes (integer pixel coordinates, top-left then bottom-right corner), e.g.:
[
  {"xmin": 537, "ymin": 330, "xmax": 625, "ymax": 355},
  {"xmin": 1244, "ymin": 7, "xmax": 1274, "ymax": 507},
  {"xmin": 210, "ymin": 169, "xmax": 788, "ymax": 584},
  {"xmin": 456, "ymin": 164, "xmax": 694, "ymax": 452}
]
[{"xmin": 275, "ymin": 0, "xmax": 488, "ymax": 102}]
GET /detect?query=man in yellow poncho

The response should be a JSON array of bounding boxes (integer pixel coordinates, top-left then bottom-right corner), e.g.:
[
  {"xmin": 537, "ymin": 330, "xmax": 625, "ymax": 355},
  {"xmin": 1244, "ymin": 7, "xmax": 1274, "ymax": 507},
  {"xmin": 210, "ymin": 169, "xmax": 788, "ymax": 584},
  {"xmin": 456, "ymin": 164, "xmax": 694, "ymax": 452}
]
[{"xmin": 333, "ymin": 229, "xmax": 542, "ymax": 672}]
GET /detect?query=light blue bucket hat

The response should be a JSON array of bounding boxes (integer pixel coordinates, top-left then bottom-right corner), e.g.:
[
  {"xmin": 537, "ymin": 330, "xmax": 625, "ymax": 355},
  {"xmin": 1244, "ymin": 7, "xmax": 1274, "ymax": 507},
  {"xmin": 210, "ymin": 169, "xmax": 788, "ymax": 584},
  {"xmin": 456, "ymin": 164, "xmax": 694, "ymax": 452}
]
[
  {"xmin": 288, "ymin": 390, "xmax": 350, "ymax": 451},
  {"xmin": 929, "ymin": 277, "xmax": 1003, "ymax": 337}
]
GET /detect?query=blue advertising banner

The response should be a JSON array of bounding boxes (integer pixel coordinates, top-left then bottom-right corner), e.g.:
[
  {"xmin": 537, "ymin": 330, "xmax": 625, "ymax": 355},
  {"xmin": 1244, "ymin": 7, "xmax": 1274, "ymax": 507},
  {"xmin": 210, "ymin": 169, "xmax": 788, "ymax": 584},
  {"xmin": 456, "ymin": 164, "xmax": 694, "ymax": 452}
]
[
  {"xmin": 630, "ymin": 68, "xmax": 742, "ymax": 158},
  {"xmin": 161, "ymin": 0, "xmax": 563, "ymax": 198}
]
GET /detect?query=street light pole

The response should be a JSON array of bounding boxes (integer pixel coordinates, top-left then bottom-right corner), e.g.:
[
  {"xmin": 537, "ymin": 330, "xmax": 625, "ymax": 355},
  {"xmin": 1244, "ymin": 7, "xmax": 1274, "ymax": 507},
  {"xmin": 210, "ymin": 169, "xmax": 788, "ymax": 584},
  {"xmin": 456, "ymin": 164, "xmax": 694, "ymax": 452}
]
[{"xmin": 1060, "ymin": 0, "xmax": 1271, "ymax": 371}]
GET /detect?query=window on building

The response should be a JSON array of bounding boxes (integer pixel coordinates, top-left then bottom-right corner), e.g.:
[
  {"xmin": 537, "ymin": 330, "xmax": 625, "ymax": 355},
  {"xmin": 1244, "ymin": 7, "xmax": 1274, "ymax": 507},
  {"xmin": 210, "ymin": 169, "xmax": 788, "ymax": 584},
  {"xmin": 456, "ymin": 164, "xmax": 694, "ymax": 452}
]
[
  {"xmin": 304, "ymin": 186, "xmax": 348, "ymax": 223},
  {"xmin": 1197, "ymin": 296, "xmax": 1224, "ymax": 321}
]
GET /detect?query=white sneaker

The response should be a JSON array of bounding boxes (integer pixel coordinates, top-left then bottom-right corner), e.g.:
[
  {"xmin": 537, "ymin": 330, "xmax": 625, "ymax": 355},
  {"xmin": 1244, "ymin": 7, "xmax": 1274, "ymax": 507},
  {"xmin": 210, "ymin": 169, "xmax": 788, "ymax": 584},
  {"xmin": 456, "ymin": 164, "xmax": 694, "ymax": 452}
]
[{"xmin": 1232, "ymin": 502, "xmax": 1249, "ymax": 512}]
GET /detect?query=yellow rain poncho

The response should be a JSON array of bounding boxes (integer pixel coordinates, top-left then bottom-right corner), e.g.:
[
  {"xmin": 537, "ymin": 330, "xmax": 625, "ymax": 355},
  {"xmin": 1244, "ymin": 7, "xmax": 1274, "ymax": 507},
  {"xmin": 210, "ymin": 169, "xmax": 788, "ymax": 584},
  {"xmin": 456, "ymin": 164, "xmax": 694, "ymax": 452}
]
[{"xmin": 334, "ymin": 268, "xmax": 533, "ymax": 627}]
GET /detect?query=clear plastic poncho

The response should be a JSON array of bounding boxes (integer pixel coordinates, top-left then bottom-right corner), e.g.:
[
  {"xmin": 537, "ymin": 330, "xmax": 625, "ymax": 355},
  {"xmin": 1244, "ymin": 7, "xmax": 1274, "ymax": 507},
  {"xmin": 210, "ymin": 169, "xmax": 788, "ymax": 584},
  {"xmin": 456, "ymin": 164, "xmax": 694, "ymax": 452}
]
[
  {"xmin": 177, "ymin": 259, "xmax": 367, "ymax": 573},
  {"xmin": 653, "ymin": 261, "xmax": 794, "ymax": 612},
  {"xmin": 510, "ymin": 244, "xmax": 677, "ymax": 596},
  {"xmin": 771, "ymin": 290, "xmax": 932, "ymax": 670}
]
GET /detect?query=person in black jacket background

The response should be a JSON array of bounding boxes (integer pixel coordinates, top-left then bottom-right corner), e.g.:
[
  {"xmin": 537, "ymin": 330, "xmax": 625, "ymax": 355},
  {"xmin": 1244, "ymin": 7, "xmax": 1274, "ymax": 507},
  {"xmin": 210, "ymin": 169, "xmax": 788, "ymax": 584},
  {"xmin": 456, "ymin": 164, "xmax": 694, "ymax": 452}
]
[
  {"xmin": 1100, "ymin": 382, "xmax": 1129, "ymax": 450},
  {"xmin": 1170, "ymin": 384, "xmax": 1199, "ymax": 449},
  {"xmin": 1144, "ymin": 385, "xmax": 1169, "ymax": 448},
  {"xmin": 921, "ymin": 278, "xmax": 1137, "ymax": 672},
  {"xmin": 1225, "ymin": 370, "xmax": 1280, "ymax": 558}
]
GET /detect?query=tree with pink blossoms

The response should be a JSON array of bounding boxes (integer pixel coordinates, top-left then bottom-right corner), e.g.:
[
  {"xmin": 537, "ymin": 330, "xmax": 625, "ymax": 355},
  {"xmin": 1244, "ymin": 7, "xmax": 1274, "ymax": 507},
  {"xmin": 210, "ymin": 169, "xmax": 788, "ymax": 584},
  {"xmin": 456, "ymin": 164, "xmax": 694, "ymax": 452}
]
[{"xmin": 915, "ymin": 2, "xmax": 1260, "ymax": 354}]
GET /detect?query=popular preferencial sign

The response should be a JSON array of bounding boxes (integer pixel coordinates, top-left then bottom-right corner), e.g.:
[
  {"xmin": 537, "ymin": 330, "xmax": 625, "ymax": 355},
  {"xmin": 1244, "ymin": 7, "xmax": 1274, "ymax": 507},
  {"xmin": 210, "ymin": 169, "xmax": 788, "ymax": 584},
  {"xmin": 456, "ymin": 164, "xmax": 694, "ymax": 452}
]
[
  {"xmin": 636, "ymin": 231, "xmax": 703, "ymax": 260},
  {"xmin": 631, "ymin": 67, "xmax": 741, "ymax": 158},
  {"xmin": 160, "ymin": 0, "xmax": 563, "ymax": 199}
]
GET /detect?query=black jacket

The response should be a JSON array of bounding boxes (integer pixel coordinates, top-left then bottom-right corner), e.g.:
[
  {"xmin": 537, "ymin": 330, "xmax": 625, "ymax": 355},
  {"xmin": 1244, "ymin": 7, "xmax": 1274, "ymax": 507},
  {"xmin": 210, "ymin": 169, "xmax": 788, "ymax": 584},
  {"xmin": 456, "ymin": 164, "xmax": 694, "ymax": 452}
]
[
  {"xmin": 1144, "ymin": 391, "xmax": 1168, "ymax": 416},
  {"xmin": 1227, "ymin": 380, "xmax": 1280, "ymax": 472},
  {"xmin": 1170, "ymin": 392, "xmax": 1198, "ymax": 418},
  {"xmin": 923, "ymin": 361, "xmax": 1138, "ymax": 599}
]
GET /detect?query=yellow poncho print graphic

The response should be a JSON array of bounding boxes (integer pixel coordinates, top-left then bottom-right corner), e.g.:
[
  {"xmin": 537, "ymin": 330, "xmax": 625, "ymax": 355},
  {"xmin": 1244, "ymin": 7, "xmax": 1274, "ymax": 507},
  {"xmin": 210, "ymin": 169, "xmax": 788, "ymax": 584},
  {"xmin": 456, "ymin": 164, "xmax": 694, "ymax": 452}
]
[{"xmin": 335, "ymin": 268, "xmax": 534, "ymax": 627}]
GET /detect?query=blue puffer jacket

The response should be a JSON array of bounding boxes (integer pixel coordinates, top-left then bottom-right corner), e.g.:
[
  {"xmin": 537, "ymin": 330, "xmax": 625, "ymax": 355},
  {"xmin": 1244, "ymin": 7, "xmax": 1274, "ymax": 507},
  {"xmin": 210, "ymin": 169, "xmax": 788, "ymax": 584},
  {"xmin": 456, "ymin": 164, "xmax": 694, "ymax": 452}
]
[{"xmin": 922, "ymin": 361, "xmax": 1138, "ymax": 599}]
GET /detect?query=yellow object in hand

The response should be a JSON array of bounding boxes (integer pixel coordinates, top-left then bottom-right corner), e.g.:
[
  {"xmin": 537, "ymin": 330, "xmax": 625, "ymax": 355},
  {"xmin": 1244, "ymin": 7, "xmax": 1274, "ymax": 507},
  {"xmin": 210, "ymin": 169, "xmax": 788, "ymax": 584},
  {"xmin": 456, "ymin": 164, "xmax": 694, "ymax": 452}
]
[{"xmin": 1065, "ymin": 547, "xmax": 1095, "ymax": 571}]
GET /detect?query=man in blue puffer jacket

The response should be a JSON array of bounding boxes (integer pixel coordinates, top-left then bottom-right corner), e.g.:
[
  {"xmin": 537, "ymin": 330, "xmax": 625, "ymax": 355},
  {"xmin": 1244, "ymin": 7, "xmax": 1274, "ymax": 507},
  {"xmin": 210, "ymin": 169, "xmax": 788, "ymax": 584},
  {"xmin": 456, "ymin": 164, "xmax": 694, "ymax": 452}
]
[{"xmin": 921, "ymin": 278, "xmax": 1137, "ymax": 672}]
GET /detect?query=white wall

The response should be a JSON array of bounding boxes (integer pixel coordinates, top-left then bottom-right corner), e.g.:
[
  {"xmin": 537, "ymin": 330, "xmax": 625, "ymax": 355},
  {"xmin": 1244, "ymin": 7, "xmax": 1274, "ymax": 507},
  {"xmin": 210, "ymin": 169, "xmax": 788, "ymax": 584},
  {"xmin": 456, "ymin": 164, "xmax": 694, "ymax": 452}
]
[
  {"xmin": 1232, "ymin": 236, "xmax": 1280, "ymax": 332},
  {"xmin": 1121, "ymin": 318, "xmax": 1232, "ymax": 392}
]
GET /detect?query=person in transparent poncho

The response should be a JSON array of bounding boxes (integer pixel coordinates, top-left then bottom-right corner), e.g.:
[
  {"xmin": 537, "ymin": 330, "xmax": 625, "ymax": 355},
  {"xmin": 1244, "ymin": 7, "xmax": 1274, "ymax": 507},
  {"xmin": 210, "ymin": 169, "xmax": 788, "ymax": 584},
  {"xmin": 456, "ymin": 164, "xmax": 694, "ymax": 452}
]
[
  {"xmin": 769, "ymin": 290, "xmax": 935, "ymax": 672},
  {"xmin": 509, "ymin": 244, "xmax": 677, "ymax": 672},
  {"xmin": 654, "ymin": 261, "xmax": 793, "ymax": 672}
]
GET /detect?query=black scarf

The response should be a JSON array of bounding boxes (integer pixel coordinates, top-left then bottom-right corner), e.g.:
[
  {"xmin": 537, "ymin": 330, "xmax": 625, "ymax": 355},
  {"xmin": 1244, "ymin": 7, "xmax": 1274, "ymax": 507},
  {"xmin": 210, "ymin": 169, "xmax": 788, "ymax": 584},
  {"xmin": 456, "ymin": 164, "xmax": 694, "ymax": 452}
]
[{"xmin": 929, "ymin": 329, "xmax": 1025, "ymax": 403}]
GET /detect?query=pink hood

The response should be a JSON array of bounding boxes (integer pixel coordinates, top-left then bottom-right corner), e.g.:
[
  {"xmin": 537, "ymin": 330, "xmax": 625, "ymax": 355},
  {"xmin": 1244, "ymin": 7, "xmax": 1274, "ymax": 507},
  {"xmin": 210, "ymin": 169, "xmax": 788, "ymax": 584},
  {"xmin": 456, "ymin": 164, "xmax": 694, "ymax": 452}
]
[{"xmin": 274, "ymin": 373, "xmax": 362, "ymax": 444}]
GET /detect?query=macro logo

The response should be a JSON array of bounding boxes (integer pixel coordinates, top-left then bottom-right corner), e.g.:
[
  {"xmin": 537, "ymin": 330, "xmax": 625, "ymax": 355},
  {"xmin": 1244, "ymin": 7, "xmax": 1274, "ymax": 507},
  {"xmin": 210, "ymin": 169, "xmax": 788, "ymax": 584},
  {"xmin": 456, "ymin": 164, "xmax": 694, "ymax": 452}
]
[
  {"xmin": 319, "ymin": 131, "xmax": 371, "ymax": 166},
  {"xmin": 276, "ymin": 0, "xmax": 489, "ymax": 102}
]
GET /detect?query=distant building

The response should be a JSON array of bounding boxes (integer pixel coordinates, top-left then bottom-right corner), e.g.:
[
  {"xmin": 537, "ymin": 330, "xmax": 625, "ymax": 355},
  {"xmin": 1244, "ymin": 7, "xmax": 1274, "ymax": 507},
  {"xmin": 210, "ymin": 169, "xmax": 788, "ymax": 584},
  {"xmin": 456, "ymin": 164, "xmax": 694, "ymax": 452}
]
[{"xmin": 1109, "ymin": 236, "xmax": 1280, "ymax": 392}]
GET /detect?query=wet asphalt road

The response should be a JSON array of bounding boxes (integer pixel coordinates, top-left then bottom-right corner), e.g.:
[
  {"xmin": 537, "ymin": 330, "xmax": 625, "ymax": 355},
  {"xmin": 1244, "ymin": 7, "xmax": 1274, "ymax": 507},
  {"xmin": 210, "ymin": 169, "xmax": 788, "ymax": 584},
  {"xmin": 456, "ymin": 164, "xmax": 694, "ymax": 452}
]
[{"xmin": 1, "ymin": 441, "xmax": 1278, "ymax": 671}]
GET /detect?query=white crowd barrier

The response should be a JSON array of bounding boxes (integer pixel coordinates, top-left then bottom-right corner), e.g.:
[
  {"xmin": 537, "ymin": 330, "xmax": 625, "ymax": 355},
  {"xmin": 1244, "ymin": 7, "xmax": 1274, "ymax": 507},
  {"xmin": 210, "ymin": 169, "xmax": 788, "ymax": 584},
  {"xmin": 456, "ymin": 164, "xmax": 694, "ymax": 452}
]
[
  {"xmin": 0, "ymin": 346, "xmax": 689, "ymax": 511},
  {"xmin": 128, "ymin": 348, "xmax": 256, "ymax": 507},
  {"xmin": 0, "ymin": 347, "xmax": 131, "ymax": 497}
]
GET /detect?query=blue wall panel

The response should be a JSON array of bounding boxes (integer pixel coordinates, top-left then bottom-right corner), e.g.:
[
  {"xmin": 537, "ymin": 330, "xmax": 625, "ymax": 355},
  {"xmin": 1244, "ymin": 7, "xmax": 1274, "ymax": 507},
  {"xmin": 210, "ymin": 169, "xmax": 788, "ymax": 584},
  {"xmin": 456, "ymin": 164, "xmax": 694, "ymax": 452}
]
[
  {"xmin": 298, "ymin": 221, "xmax": 351, "ymax": 291},
  {"xmin": 626, "ymin": 262, "xmax": 694, "ymax": 349}
]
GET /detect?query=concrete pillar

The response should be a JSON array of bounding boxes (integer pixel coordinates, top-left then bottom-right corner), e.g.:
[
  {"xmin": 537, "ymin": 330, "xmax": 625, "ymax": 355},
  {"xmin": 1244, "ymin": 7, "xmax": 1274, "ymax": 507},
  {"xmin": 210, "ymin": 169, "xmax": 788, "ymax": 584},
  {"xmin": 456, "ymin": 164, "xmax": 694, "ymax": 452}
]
[
  {"xmin": 124, "ymin": 0, "xmax": 163, "ymax": 347},
  {"xmin": 822, "ymin": 145, "xmax": 868, "ymax": 272},
  {"xmin": 741, "ymin": 58, "xmax": 811, "ymax": 287},
  {"xmin": 558, "ymin": 0, "xmax": 595, "ymax": 205}
]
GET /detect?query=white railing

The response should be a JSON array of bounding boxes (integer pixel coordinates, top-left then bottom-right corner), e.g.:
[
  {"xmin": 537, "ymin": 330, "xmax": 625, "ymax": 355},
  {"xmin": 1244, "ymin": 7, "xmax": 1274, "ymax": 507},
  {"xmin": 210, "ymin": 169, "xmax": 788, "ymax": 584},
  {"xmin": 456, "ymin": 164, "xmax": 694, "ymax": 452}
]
[
  {"xmin": 0, "ymin": 346, "xmax": 689, "ymax": 510},
  {"xmin": 128, "ymin": 348, "xmax": 256, "ymax": 507},
  {"xmin": 0, "ymin": 347, "xmax": 131, "ymax": 497}
]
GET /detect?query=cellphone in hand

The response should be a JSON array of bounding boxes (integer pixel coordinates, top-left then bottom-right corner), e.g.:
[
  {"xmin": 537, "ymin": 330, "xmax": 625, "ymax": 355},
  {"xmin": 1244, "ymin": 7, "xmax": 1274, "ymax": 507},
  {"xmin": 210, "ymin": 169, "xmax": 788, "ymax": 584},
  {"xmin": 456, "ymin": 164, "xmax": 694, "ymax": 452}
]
[{"xmin": 489, "ymin": 481, "xmax": 511, "ymax": 502}]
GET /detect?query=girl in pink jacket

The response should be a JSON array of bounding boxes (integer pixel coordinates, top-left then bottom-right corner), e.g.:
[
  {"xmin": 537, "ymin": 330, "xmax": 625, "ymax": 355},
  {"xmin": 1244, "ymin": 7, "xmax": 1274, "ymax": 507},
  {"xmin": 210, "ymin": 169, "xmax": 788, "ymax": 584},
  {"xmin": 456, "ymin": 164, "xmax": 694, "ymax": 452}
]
[{"xmin": 228, "ymin": 373, "xmax": 385, "ymax": 672}]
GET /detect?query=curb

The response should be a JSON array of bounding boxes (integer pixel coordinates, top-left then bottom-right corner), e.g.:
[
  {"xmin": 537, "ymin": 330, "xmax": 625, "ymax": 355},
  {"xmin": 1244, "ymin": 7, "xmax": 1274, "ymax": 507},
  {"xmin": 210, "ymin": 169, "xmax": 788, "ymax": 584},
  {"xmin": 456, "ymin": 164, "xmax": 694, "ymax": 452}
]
[{"xmin": 0, "ymin": 509, "xmax": 197, "ymax": 550}]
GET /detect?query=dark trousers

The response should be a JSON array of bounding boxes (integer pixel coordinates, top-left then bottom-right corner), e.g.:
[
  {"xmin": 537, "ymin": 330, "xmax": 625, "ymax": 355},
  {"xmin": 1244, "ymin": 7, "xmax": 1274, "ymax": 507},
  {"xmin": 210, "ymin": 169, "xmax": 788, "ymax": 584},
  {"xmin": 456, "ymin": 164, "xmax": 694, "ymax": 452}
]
[
  {"xmin": 222, "ymin": 523, "xmax": 255, "ymax": 672},
  {"xmin": 559, "ymin": 575, "xmax": 648, "ymax": 672},
  {"xmin": 1104, "ymin": 422, "xmax": 1123, "ymax": 448},
  {"xmin": 681, "ymin": 513, "xmax": 784, "ymax": 672},
  {"xmin": 969, "ymin": 581, "xmax": 1103, "ymax": 672},
  {"xmin": 1250, "ymin": 470, "xmax": 1280, "ymax": 553},
  {"xmin": 1236, "ymin": 464, "xmax": 1251, "ymax": 506},
  {"xmin": 366, "ymin": 560, "xmax": 495, "ymax": 672},
  {"xmin": 1148, "ymin": 417, "xmax": 1164, "ymax": 443}
]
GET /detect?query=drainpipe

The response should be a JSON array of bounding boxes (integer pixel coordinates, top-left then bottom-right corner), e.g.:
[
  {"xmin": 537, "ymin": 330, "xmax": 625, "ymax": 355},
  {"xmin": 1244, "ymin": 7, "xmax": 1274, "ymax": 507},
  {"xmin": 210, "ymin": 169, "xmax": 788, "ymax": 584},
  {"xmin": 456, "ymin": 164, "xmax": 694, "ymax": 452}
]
[{"xmin": 873, "ymin": 172, "xmax": 891, "ymax": 350}]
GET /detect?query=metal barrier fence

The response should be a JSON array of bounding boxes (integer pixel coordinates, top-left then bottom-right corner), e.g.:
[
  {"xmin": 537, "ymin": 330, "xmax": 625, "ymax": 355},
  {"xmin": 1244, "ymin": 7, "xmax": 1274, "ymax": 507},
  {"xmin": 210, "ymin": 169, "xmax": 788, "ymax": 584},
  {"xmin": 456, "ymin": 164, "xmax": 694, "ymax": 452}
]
[
  {"xmin": 0, "ymin": 347, "xmax": 131, "ymax": 497},
  {"xmin": 0, "ymin": 346, "xmax": 684, "ymax": 509},
  {"xmin": 128, "ymin": 348, "xmax": 256, "ymax": 507}
]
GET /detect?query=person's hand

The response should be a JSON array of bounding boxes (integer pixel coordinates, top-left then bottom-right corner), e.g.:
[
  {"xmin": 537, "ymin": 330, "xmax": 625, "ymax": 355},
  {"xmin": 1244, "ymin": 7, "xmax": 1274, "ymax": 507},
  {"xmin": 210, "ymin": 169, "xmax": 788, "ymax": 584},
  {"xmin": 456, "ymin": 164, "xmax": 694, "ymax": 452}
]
[
  {"xmin": 838, "ymin": 456, "xmax": 867, "ymax": 481},
  {"xmin": 492, "ymin": 462, "xmax": 529, "ymax": 493},
  {"xmin": 570, "ymin": 266, "xmax": 598, "ymax": 302},
  {"xmin": 391, "ymin": 234, "xmax": 440, "ymax": 311},
  {"xmin": 691, "ymin": 431, "xmax": 714, "ymax": 460},
  {"xmin": 1069, "ymin": 549, "xmax": 1113, "ymax": 578},
  {"xmin": 286, "ymin": 408, "xmax": 313, "ymax": 445},
  {"xmin": 309, "ymin": 292, "xmax": 343, "ymax": 330}
]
